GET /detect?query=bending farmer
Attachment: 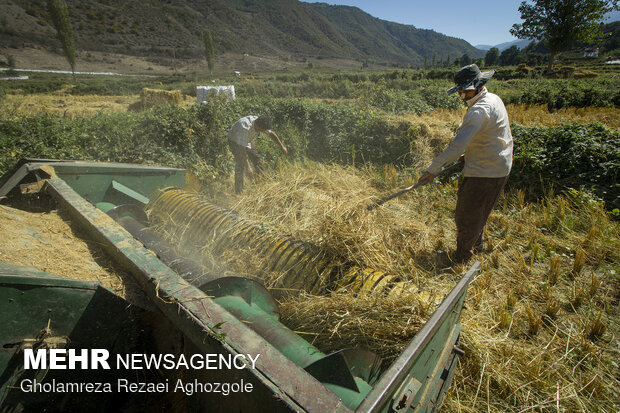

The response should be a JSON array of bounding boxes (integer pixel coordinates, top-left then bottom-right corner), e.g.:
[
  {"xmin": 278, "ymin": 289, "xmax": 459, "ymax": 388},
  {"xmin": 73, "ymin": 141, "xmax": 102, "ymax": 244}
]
[
  {"xmin": 417, "ymin": 64, "xmax": 513, "ymax": 263},
  {"xmin": 228, "ymin": 115, "xmax": 288, "ymax": 193}
]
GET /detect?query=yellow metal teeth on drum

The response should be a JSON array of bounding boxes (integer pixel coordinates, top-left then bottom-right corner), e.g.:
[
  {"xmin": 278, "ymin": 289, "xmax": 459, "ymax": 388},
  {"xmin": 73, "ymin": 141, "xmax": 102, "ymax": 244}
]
[{"xmin": 147, "ymin": 188, "xmax": 403, "ymax": 295}]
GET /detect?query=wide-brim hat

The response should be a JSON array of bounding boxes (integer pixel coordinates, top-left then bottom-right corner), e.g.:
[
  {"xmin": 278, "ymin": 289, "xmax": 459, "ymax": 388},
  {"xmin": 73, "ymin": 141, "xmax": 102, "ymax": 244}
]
[{"xmin": 446, "ymin": 64, "xmax": 495, "ymax": 95}]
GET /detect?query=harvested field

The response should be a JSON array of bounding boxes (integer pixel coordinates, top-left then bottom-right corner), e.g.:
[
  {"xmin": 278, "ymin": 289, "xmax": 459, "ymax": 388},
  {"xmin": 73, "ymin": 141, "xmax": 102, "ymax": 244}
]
[
  {"xmin": 394, "ymin": 104, "xmax": 620, "ymax": 131},
  {"xmin": 216, "ymin": 162, "xmax": 619, "ymax": 413},
  {"xmin": 1, "ymin": 91, "xmax": 195, "ymax": 118},
  {"xmin": 1, "ymin": 67, "xmax": 618, "ymax": 412},
  {"xmin": 146, "ymin": 160, "xmax": 619, "ymax": 411}
]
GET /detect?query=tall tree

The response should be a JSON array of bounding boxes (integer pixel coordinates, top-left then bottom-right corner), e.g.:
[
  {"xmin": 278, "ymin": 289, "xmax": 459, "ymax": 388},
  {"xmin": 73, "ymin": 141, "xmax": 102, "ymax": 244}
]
[
  {"xmin": 202, "ymin": 30, "xmax": 215, "ymax": 73},
  {"xmin": 459, "ymin": 54, "xmax": 472, "ymax": 66},
  {"xmin": 485, "ymin": 47, "xmax": 500, "ymax": 66},
  {"xmin": 499, "ymin": 45, "xmax": 523, "ymax": 66},
  {"xmin": 46, "ymin": 0, "xmax": 76, "ymax": 79},
  {"xmin": 510, "ymin": 0, "xmax": 618, "ymax": 71}
]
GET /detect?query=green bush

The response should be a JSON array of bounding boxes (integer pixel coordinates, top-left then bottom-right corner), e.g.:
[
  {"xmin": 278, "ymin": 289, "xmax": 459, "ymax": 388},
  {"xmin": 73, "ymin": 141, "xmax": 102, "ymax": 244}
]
[
  {"xmin": 0, "ymin": 99, "xmax": 236, "ymax": 181},
  {"xmin": 0, "ymin": 77, "xmax": 65, "ymax": 94},
  {"xmin": 358, "ymin": 84, "xmax": 432, "ymax": 114},
  {"xmin": 1, "ymin": 90, "xmax": 617, "ymax": 212},
  {"xmin": 511, "ymin": 122, "xmax": 619, "ymax": 209},
  {"xmin": 419, "ymin": 86, "xmax": 462, "ymax": 110},
  {"xmin": 226, "ymin": 97, "xmax": 416, "ymax": 166},
  {"xmin": 502, "ymin": 79, "xmax": 619, "ymax": 109}
]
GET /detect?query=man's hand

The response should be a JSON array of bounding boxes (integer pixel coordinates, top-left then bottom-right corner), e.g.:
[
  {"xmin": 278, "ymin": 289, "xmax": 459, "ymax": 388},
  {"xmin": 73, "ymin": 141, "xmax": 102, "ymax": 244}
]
[{"xmin": 417, "ymin": 172, "xmax": 436, "ymax": 186}]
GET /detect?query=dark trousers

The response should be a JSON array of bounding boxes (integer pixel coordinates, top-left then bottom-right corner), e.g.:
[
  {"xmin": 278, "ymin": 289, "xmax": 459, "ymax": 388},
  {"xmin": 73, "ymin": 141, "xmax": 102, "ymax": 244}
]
[
  {"xmin": 454, "ymin": 176, "xmax": 508, "ymax": 262},
  {"xmin": 228, "ymin": 141, "xmax": 264, "ymax": 193}
]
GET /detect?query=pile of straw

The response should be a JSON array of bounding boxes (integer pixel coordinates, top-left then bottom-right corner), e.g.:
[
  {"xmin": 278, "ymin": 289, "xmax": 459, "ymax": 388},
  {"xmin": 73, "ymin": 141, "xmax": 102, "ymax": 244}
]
[
  {"xmin": 150, "ymin": 159, "xmax": 618, "ymax": 411},
  {"xmin": 279, "ymin": 289, "xmax": 438, "ymax": 362},
  {"xmin": 226, "ymin": 161, "xmax": 619, "ymax": 413},
  {"xmin": 231, "ymin": 160, "xmax": 453, "ymax": 274},
  {"xmin": 0, "ymin": 204, "xmax": 126, "ymax": 295}
]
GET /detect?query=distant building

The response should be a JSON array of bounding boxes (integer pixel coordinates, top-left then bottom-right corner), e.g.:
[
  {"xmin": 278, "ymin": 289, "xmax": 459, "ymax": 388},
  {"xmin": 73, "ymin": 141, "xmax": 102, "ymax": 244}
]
[{"xmin": 583, "ymin": 47, "xmax": 599, "ymax": 58}]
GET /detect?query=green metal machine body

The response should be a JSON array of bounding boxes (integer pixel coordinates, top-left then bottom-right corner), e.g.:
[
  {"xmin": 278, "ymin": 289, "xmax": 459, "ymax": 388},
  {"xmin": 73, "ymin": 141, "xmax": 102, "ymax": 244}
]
[
  {"xmin": 0, "ymin": 263, "xmax": 154, "ymax": 411},
  {"xmin": 0, "ymin": 159, "xmax": 479, "ymax": 412}
]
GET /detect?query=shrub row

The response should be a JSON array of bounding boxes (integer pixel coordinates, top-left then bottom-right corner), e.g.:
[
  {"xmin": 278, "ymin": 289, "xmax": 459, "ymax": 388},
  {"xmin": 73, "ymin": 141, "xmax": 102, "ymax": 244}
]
[
  {"xmin": 511, "ymin": 122, "xmax": 619, "ymax": 210},
  {"xmin": 0, "ymin": 97, "xmax": 428, "ymax": 180},
  {"xmin": 0, "ymin": 103, "xmax": 231, "ymax": 181},
  {"xmin": 1, "ymin": 98, "xmax": 617, "ymax": 209},
  {"xmin": 3, "ymin": 70, "xmax": 617, "ymax": 111},
  {"xmin": 501, "ymin": 78, "xmax": 620, "ymax": 110}
]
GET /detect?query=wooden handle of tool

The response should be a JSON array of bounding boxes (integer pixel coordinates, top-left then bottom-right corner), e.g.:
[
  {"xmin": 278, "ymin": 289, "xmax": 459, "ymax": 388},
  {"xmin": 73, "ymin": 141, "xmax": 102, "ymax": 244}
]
[{"xmin": 367, "ymin": 159, "xmax": 463, "ymax": 210}]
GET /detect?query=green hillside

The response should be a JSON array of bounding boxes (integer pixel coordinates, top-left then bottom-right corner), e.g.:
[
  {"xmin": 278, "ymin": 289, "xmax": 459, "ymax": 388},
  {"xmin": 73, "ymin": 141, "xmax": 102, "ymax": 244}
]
[
  {"xmin": 1, "ymin": 0, "xmax": 484, "ymax": 66},
  {"xmin": 309, "ymin": 3, "xmax": 478, "ymax": 64}
]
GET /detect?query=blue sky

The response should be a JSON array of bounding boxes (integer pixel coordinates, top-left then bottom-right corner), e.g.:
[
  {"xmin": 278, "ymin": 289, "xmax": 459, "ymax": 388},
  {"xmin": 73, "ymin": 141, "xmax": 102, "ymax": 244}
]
[{"xmin": 301, "ymin": 1, "xmax": 620, "ymax": 47}]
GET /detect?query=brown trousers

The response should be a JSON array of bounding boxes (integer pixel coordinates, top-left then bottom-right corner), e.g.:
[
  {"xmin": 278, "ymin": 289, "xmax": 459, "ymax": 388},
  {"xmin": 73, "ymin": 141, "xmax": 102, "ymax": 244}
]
[
  {"xmin": 454, "ymin": 176, "xmax": 508, "ymax": 262},
  {"xmin": 229, "ymin": 141, "xmax": 264, "ymax": 193}
]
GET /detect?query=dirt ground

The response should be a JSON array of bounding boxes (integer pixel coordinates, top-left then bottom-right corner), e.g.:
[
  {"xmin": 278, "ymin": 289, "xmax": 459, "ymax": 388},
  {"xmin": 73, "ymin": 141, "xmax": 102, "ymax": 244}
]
[{"xmin": 3, "ymin": 47, "xmax": 174, "ymax": 75}]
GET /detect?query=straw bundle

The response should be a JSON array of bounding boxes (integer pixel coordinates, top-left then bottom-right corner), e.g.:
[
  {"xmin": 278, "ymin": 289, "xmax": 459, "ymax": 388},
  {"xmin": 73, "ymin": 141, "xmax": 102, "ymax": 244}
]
[{"xmin": 140, "ymin": 87, "xmax": 182, "ymax": 109}]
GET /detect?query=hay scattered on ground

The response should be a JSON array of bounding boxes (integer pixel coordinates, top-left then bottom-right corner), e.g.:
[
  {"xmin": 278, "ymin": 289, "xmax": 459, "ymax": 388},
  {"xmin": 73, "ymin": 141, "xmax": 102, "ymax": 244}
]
[
  {"xmin": 231, "ymin": 161, "xmax": 454, "ymax": 275},
  {"xmin": 0, "ymin": 92, "xmax": 195, "ymax": 119},
  {"xmin": 223, "ymin": 161, "xmax": 619, "ymax": 413},
  {"xmin": 1, "ymin": 93, "xmax": 136, "ymax": 118},
  {"xmin": 279, "ymin": 289, "xmax": 439, "ymax": 362},
  {"xmin": 394, "ymin": 104, "xmax": 620, "ymax": 134},
  {"xmin": 506, "ymin": 104, "xmax": 620, "ymax": 129},
  {"xmin": 147, "ymin": 159, "xmax": 618, "ymax": 411},
  {"xmin": 0, "ymin": 204, "xmax": 126, "ymax": 296}
]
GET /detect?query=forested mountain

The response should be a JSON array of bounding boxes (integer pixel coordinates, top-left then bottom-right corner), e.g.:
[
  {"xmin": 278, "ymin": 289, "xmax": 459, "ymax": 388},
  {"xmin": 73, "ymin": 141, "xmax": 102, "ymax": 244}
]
[{"xmin": 1, "ymin": 0, "xmax": 484, "ymax": 66}]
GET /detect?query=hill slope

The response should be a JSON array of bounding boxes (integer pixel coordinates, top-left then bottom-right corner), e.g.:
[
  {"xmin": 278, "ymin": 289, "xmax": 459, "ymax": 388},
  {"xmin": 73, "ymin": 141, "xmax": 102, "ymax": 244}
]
[{"xmin": 0, "ymin": 0, "xmax": 483, "ymax": 67}]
